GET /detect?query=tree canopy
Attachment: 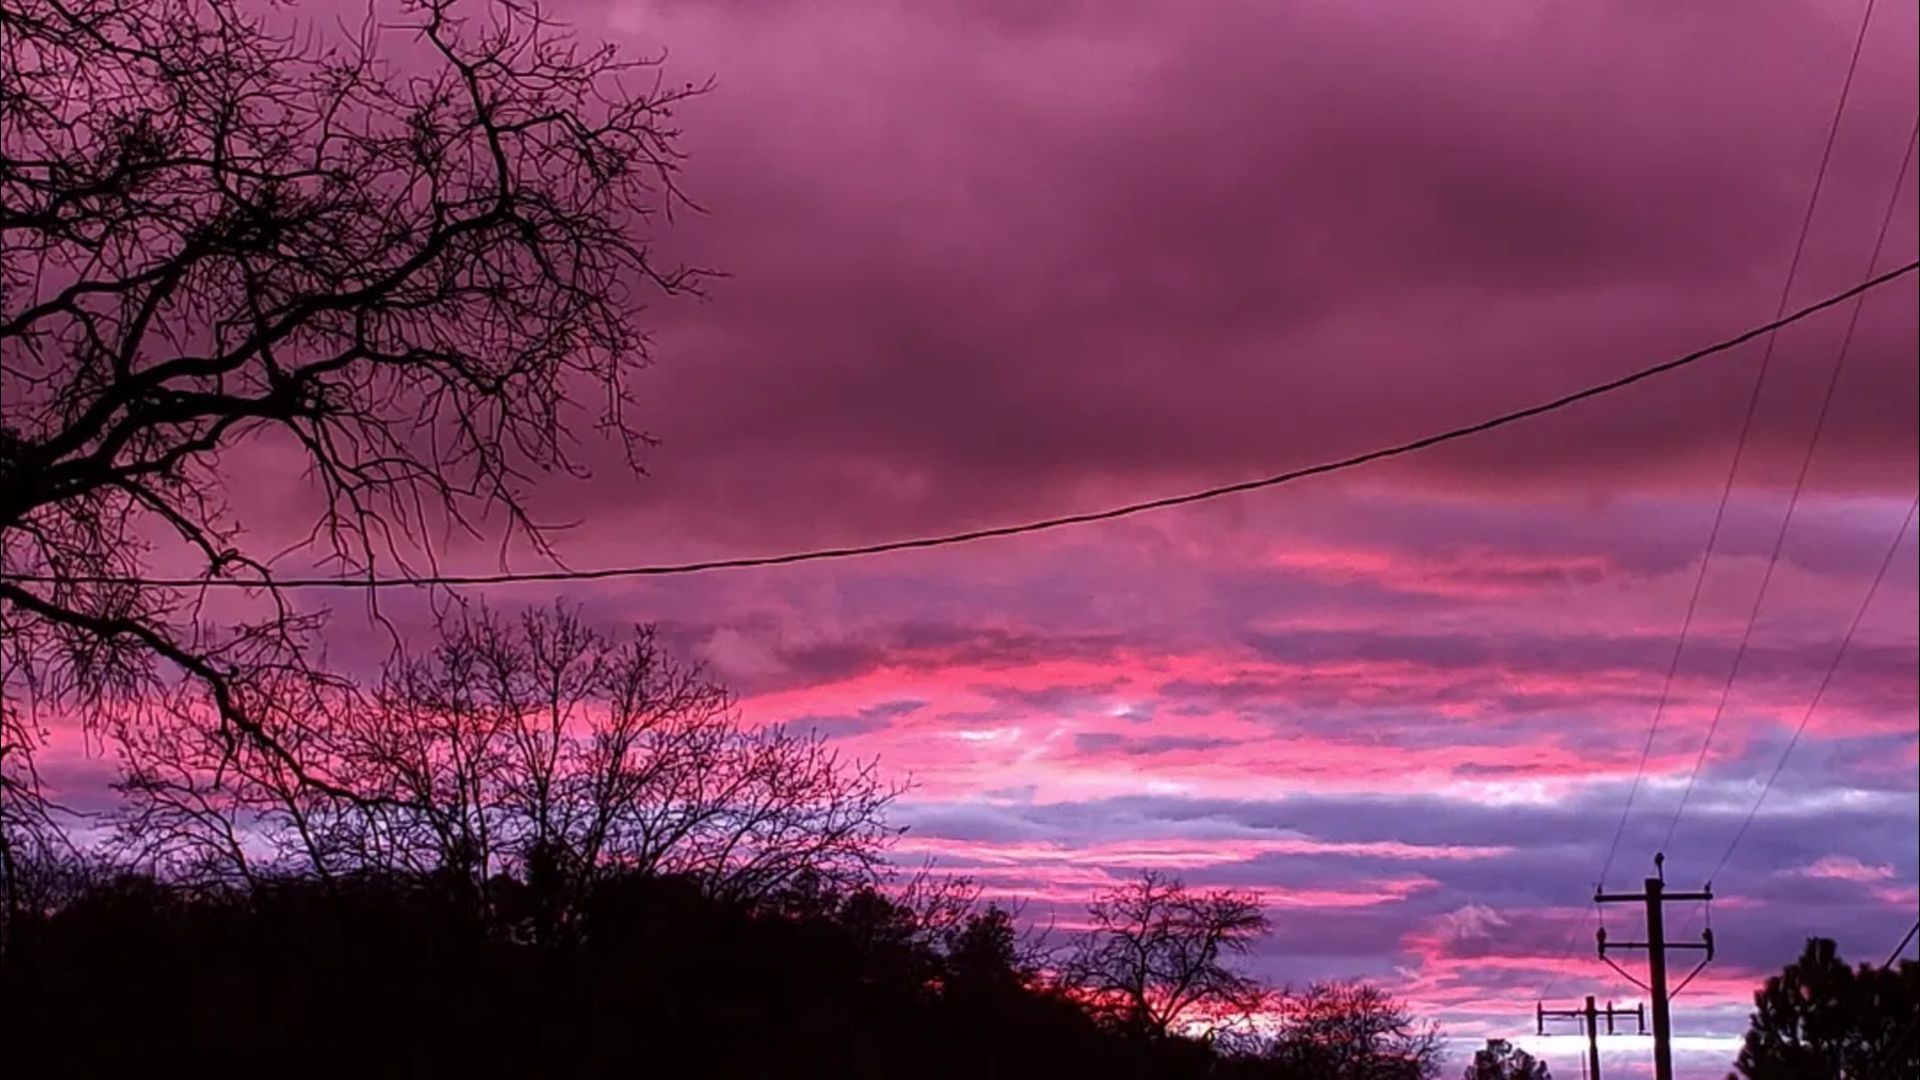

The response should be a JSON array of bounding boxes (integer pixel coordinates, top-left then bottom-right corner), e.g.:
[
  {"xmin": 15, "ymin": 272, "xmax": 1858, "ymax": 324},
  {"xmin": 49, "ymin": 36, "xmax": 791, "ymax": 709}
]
[{"xmin": 1730, "ymin": 937, "xmax": 1918, "ymax": 1080}]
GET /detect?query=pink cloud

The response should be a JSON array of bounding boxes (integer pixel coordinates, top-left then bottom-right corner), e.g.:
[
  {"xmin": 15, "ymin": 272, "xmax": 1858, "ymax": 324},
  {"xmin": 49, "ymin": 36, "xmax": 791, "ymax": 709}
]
[{"xmin": 1793, "ymin": 854, "xmax": 1897, "ymax": 883}]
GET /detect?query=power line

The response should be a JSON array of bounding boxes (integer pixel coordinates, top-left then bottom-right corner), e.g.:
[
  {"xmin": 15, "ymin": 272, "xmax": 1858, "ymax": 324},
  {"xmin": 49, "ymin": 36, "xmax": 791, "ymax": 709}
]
[
  {"xmin": 1865, "ymin": 921, "xmax": 1920, "ymax": 1076},
  {"xmin": 1538, "ymin": 899, "xmax": 1600, "ymax": 1003},
  {"xmin": 1595, "ymin": 0, "xmax": 1884, "ymax": 889},
  {"xmin": 1663, "ymin": 119, "xmax": 1920, "ymax": 855},
  {"xmin": 1886, "ymin": 920, "xmax": 1920, "ymax": 969},
  {"xmin": 7, "ymin": 261, "xmax": 1916, "ymax": 593},
  {"xmin": 1705, "ymin": 495, "xmax": 1917, "ymax": 886}
]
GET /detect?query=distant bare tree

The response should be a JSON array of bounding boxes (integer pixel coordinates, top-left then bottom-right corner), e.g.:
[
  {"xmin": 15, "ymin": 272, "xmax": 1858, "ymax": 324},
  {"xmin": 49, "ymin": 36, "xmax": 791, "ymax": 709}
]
[
  {"xmin": 1266, "ymin": 980, "xmax": 1444, "ymax": 1080},
  {"xmin": 1063, "ymin": 870, "xmax": 1271, "ymax": 1039},
  {"xmin": 894, "ymin": 864, "xmax": 984, "ymax": 945},
  {"xmin": 0, "ymin": 0, "xmax": 705, "ymax": 850},
  {"xmin": 110, "ymin": 666, "xmax": 351, "ymax": 890},
  {"xmin": 112, "ymin": 606, "xmax": 902, "ymax": 937},
  {"xmin": 0, "ymin": 836, "xmax": 117, "ymax": 967},
  {"xmin": 0, "ymin": 699, "xmax": 75, "ymax": 959}
]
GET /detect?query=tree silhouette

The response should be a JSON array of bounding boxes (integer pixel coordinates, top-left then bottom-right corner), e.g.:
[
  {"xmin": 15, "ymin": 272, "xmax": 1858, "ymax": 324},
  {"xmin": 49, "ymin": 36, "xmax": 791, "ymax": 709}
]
[
  {"xmin": 4, "ymin": 849, "xmax": 1461, "ymax": 1080},
  {"xmin": 1063, "ymin": 870, "xmax": 1271, "ymax": 1039},
  {"xmin": 1265, "ymin": 979, "xmax": 1444, "ymax": 1080},
  {"xmin": 1464, "ymin": 1038, "xmax": 1551, "ymax": 1080},
  {"xmin": 1730, "ymin": 937, "xmax": 1918, "ymax": 1080},
  {"xmin": 0, "ymin": 703, "xmax": 72, "ymax": 958},
  {"xmin": 0, "ymin": 0, "xmax": 706, "ymax": 894},
  {"xmin": 111, "ymin": 604, "xmax": 902, "ymax": 929},
  {"xmin": 946, "ymin": 904, "xmax": 1032, "ymax": 991}
]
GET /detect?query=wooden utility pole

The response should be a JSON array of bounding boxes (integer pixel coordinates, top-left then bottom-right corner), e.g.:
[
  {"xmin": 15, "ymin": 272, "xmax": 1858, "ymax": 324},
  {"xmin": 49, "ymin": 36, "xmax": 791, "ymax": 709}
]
[
  {"xmin": 1594, "ymin": 856, "xmax": 1714, "ymax": 1080},
  {"xmin": 1538, "ymin": 994, "xmax": 1644, "ymax": 1079}
]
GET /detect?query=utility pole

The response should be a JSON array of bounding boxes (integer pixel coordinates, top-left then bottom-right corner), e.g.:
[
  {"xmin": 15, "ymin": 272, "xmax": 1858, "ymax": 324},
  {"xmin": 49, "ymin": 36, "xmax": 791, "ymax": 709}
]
[
  {"xmin": 1537, "ymin": 995, "xmax": 1644, "ymax": 1080},
  {"xmin": 1595, "ymin": 855, "xmax": 1714, "ymax": 1080}
]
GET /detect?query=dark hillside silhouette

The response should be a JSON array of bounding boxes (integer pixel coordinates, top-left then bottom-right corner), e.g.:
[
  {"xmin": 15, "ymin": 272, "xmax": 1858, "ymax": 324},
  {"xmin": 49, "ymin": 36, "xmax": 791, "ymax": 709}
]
[{"xmin": 5, "ymin": 861, "xmax": 1435, "ymax": 1080}]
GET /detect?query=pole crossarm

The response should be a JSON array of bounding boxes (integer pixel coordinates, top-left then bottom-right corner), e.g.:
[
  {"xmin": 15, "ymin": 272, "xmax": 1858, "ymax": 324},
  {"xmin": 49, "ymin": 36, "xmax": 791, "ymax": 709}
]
[{"xmin": 1595, "ymin": 891, "xmax": 1713, "ymax": 903}]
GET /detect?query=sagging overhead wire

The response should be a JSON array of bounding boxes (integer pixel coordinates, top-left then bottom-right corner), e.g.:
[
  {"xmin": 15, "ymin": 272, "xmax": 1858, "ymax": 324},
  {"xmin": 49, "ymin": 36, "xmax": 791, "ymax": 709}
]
[{"xmin": 5, "ymin": 261, "xmax": 1916, "ymax": 592}]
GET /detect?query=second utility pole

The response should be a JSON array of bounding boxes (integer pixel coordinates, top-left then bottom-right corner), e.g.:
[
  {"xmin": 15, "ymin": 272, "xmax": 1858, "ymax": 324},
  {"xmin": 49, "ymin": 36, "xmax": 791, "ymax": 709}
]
[
  {"xmin": 1538, "ymin": 995, "xmax": 1643, "ymax": 1080},
  {"xmin": 1595, "ymin": 856, "xmax": 1714, "ymax": 1080}
]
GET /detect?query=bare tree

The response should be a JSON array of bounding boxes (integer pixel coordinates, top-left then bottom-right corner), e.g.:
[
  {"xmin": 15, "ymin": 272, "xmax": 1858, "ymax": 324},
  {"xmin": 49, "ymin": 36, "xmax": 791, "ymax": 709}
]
[
  {"xmin": 110, "ymin": 666, "xmax": 359, "ymax": 889},
  {"xmin": 0, "ymin": 695, "xmax": 76, "ymax": 960},
  {"xmin": 0, "ymin": 0, "xmax": 705, "ymax": 845},
  {"xmin": 1266, "ymin": 980, "xmax": 1444, "ymax": 1080},
  {"xmin": 111, "ymin": 605, "xmax": 903, "ymax": 937},
  {"xmin": 1063, "ymin": 870, "xmax": 1271, "ymax": 1040}
]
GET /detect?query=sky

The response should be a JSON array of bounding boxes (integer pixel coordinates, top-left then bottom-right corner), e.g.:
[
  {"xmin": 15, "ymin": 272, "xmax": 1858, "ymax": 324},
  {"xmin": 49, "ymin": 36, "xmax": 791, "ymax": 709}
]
[{"xmin": 39, "ymin": 1, "xmax": 1920, "ymax": 1076}]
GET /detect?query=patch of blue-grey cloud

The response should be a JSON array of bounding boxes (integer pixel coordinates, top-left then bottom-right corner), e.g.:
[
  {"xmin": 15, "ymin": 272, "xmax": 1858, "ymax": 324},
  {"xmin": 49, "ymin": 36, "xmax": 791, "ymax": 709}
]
[
  {"xmin": 887, "ymin": 778, "xmax": 1915, "ymax": 998},
  {"xmin": 1069, "ymin": 732, "xmax": 1242, "ymax": 756},
  {"xmin": 793, "ymin": 698, "xmax": 928, "ymax": 739}
]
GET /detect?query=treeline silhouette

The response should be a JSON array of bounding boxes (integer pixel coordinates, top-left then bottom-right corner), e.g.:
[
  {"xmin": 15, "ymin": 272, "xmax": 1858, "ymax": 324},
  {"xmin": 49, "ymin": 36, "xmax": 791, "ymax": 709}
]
[{"xmin": 3, "ymin": 858, "xmax": 1441, "ymax": 1080}]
